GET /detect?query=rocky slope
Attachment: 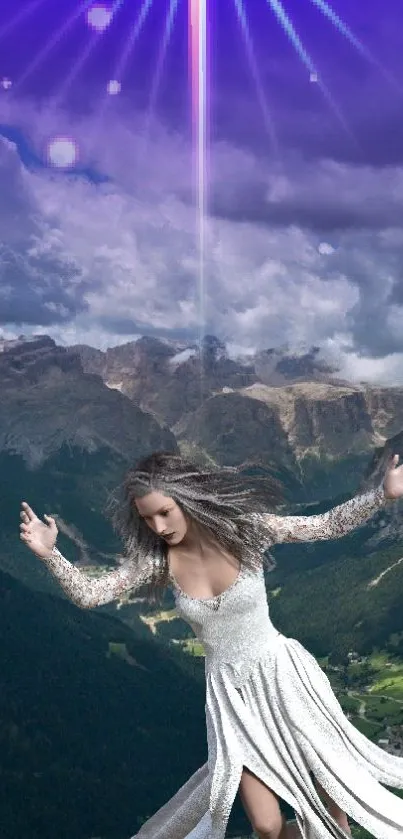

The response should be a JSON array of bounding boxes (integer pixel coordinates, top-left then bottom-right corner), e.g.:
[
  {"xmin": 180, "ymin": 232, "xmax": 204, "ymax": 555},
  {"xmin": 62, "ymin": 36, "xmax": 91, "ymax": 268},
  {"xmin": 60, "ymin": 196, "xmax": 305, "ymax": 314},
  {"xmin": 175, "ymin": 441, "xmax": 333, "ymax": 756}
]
[
  {"xmin": 2, "ymin": 332, "xmax": 403, "ymax": 515},
  {"xmin": 72, "ymin": 335, "xmax": 258, "ymax": 427},
  {"xmin": 71, "ymin": 335, "xmax": 403, "ymax": 483},
  {"xmin": 0, "ymin": 335, "xmax": 176, "ymax": 469},
  {"xmin": 174, "ymin": 381, "xmax": 403, "ymax": 502},
  {"xmin": 71, "ymin": 336, "xmax": 347, "ymax": 426}
]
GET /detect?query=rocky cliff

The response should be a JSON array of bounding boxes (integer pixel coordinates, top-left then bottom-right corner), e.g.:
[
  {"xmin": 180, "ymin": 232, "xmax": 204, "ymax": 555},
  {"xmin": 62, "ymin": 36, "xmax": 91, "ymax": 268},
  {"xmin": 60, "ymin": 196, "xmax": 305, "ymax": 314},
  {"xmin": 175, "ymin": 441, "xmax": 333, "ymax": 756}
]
[
  {"xmin": 72, "ymin": 334, "xmax": 257, "ymax": 426},
  {"xmin": 238, "ymin": 381, "xmax": 403, "ymax": 460},
  {"xmin": 71, "ymin": 336, "xmax": 403, "ymax": 474},
  {"xmin": 3, "ymin": 335, "xmax": 403, "ymax": 504},
  {"xmin": 172, "ymin": 380, "xmax": 403, "ymax": 501},
  {"xmin": 0, "ymin": 335, "xmax": 177, "ymax": 469}
]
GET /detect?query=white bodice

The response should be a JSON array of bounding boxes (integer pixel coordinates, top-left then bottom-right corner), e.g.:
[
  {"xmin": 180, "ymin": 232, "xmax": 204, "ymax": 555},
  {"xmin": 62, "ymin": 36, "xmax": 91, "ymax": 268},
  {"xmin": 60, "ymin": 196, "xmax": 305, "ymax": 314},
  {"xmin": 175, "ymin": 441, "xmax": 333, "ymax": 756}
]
[{"xmin": 171, "ymin": 564, "xmax": 280, "ymax": 682}]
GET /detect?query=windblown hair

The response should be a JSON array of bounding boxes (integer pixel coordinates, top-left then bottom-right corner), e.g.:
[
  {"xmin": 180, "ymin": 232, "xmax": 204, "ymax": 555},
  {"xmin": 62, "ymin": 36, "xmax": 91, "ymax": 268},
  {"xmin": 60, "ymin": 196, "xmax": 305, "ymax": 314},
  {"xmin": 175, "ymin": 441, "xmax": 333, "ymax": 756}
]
[{"xmin": 107, "ymin": 450, "xmax": 284, "ymax": 603}]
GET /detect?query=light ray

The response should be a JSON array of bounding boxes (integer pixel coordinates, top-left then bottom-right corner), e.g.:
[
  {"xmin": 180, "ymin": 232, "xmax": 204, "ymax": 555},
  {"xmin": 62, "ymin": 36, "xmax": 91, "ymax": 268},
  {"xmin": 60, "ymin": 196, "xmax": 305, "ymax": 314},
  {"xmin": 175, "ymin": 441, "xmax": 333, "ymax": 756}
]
[
  {"xmin": 232, "ymin": 0, "xmax": 278, "ymax": 155},
  {"xmin": 309, "ymin": 0, "xmax": 377, "ymax": 58},
  {"xmin": 0, "ymin": 0, "xmax": 49, "ymax": 42},
  {"xmin": 148, "ymin": 0, "xmax": 180, "ymax": 115},
  {"xmin": 140, "ymin": 0, "xmax": 181, "ymax": 158},
  {"xmin": 309, "ymin": 0, "xmax": 401, "ymax": 92},
  {"xmin": 51, "ymin": 0, "xmax": 125, "ymax": 108},
  {"xmin": 91, "ymin": 0, "xmax": 155, "ymax": 130},
  {"xmin": 110, "ymin": 0, "xmax": 155, "ymax": 84},
  {"xmin": 189, "ymin": 0, "xmax": 208, "ymax": 384},
  {"xmin": 265, "ymin": 0, "xmax": 355, "ymax": 142},
  {"xmin": 14, "ymin": 0, "xmax": 97, "ymax": 91}
]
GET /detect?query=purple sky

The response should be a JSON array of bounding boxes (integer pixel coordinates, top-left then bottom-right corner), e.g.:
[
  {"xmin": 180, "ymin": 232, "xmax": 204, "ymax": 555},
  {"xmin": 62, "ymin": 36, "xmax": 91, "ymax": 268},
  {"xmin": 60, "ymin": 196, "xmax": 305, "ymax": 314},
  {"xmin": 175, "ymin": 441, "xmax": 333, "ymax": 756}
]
[{"xmin": 0, "ymin": 0, "xmax": 403, "ymax": 384}]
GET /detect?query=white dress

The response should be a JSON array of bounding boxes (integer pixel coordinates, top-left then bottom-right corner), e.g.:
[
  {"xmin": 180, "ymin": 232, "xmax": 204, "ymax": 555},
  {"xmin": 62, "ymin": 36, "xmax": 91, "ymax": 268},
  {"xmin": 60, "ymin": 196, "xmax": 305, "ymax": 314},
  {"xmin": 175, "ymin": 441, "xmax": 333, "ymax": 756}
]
[{"xmin": 43, "ymin": 484, "xmax": 403, "ymax": 839}]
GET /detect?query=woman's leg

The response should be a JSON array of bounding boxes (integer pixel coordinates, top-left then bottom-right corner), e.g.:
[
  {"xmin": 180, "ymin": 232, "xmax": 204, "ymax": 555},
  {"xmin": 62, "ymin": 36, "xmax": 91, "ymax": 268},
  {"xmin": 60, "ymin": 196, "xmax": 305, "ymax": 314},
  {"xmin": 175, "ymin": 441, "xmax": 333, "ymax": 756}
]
[
  {"xmin": 238, "ymin": 767, "xmax": 289, "ymax": 839},
  {"xmin": 239, "ymin": 768, "xmax": 351, "ymax": 838},
  {"xmin": 314, "ymin": 777, "xmax": 351, "ymax": 834}
]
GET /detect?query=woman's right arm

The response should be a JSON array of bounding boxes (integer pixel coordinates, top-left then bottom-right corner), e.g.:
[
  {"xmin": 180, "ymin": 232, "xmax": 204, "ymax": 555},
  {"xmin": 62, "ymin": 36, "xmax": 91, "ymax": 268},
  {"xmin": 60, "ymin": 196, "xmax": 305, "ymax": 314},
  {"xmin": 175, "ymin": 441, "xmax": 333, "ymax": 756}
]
[
  {"xmin": 41, "ymin": 547, "xmax": 153, "ymax": 609},
  {"xmin": 19, "ymin": 501, "xmax": 154, "ymax": 609}
]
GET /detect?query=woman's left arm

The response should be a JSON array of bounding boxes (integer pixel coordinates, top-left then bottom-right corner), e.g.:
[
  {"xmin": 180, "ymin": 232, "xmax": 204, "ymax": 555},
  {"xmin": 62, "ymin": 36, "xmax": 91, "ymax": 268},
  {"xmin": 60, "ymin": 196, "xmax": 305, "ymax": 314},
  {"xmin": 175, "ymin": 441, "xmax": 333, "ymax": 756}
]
[{"xmin": 255, "ymin": 453, "xmax": 403, "ymax": 545}]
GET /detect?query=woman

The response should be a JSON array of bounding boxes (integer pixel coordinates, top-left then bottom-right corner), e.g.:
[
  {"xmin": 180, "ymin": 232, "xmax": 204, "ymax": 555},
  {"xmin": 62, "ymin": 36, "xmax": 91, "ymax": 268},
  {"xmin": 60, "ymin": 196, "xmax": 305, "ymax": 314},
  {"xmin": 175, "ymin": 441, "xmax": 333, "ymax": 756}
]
[{"xmin": 19, "ymin": 450, "xmax": 403, "ymax": 839}]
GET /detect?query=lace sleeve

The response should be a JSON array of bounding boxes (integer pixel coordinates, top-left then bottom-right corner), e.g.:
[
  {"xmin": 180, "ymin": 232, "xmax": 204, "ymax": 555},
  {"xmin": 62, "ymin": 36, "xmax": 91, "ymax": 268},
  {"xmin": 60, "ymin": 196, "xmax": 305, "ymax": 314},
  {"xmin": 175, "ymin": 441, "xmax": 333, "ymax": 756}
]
[
  {"xmin": 253, "ymin": 483, "xmax": 387, "ymax": 545},
  {"xmin": 41, "ymin": 547, "xmax": 154, "ymax": 609}
]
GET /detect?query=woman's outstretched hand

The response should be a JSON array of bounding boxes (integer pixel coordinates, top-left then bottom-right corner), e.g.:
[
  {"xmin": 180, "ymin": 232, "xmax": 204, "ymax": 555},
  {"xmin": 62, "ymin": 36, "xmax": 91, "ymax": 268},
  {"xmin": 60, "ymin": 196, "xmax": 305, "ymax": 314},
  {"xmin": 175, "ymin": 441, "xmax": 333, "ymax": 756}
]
[
  {"xmin": 383, "ymin": 454, "xmax": 403, "ymax": 500},
  {"xmin": 20, "ymin": 502, "xmax": 58, "ymax": 559}
]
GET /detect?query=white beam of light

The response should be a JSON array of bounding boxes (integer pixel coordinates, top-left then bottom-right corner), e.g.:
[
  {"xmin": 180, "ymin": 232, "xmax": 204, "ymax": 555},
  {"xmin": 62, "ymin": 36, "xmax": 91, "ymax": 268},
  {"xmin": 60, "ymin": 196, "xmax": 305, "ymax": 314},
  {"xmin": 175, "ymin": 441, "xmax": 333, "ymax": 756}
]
[{"xmin": 189, "ymin": 0, "xmax": 208, "ymax": 388}]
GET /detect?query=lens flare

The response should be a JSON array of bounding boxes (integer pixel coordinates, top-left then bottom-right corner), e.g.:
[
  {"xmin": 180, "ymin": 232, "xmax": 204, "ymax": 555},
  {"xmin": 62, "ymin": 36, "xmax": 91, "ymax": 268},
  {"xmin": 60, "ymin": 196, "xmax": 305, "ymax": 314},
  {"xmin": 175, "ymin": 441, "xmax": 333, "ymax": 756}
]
[
  {"xmin": 86, "ymin": 3, "xmax": 114, "ymax": 32},
  {"xmin": 107, "ymin": 79, "xmax": 121, "ymax": 95},
  {"xmin": 46, "ymin": 136, "xmax": 79, "ymax": 168}
]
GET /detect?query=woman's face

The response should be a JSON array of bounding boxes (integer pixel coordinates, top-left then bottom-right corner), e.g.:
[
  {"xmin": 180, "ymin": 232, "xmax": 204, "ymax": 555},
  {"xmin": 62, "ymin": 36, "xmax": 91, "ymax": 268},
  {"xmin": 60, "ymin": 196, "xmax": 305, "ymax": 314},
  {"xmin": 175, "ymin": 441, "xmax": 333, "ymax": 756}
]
[{"xmin": 134, "ymin": 491, "xmax": 188, "ymax": 546}]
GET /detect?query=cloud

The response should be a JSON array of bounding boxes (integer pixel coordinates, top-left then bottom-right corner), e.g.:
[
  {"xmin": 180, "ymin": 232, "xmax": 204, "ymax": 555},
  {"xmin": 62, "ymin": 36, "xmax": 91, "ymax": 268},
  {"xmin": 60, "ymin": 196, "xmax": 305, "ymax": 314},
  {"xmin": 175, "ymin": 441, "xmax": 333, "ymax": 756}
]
[
  {"xmin": 1, "ymin": 95, "xmax": 403, "ymax": 383},
  {"xmin": 210, "ymin": 153, "xmax": 403, "ymax": 232},
  {"xmin": 0, "ymin": 135, "xmax": 90, "ymax": 326}
]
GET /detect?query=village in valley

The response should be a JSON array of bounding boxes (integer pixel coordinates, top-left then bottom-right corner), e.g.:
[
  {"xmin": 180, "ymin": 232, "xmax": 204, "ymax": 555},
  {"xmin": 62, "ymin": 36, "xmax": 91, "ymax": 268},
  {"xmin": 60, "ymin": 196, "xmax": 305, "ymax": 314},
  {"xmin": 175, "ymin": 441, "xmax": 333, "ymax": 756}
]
[{"xmin": 322, "ymin": 648, "xmax": 403, "ymax": 757}]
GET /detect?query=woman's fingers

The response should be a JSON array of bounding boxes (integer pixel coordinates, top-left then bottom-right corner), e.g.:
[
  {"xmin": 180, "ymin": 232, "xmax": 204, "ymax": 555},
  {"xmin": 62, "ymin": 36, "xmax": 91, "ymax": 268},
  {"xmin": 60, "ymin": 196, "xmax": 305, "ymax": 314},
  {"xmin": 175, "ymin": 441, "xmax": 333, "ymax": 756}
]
[{"xmin": 21, "ymin": 502, "xmax": 35, "ymax": 520}]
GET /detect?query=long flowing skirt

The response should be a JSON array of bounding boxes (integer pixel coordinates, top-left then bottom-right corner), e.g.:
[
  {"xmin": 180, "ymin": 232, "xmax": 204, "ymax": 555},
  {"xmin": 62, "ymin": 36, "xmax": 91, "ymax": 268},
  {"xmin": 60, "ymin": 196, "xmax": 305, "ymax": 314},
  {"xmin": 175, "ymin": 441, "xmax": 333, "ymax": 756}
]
[{"xmin": 132, "ymin": 634, "xmax": 403, "ymax": 838}]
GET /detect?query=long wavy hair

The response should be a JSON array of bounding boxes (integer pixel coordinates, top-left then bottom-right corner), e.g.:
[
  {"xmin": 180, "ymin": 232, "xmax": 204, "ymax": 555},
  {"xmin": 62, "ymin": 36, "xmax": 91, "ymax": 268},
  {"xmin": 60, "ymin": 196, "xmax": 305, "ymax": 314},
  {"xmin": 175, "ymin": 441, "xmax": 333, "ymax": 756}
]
[{"xmin": 107, "ymin": 450, "xmax": 284, "ymax": 603}]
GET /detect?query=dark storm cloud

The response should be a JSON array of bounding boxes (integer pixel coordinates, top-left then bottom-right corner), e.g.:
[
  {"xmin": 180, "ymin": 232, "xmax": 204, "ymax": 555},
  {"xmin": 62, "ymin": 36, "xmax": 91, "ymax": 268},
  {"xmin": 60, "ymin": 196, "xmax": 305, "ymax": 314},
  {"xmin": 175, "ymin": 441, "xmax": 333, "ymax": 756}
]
[
  {"xmin": 209, "ymin": 179, "xmax": 403, "ymax": 233},
  {"xmin": 208, "ymin": 155, "xmax": 403, "ymax": 234}
]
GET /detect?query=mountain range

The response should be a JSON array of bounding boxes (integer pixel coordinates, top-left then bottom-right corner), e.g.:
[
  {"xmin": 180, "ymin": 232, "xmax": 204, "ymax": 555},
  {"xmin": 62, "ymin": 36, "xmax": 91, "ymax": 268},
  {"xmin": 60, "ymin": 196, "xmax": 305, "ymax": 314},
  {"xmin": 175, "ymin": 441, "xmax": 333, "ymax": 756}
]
[{"xmin": 1, "ymin": 332, "xmax": 403, "ymax": 838}]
